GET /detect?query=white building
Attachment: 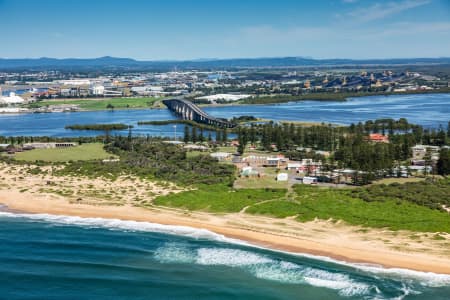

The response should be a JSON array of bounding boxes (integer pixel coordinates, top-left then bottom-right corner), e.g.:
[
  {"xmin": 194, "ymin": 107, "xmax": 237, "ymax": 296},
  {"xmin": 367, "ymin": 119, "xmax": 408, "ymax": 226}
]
[
  {"xmin": 0, "ymin": 92, "xmax": 25, "ymax": 105},
  {"xmin": 90, "ymin": 85, "xmax": 105, "ymax": 96},
  {"xmin": 210, "ymin": 152, "xmax": 231, "ymax": 161},
  {"xmin": 131, "ymin": 86, "xmax": 164, "ymax": 96},
  {"xmin": 276, "ymin": 173, "xmax": 288, "ymax": 181},
  {"xmin": 57, "ymin": 79, "xmax": 91, "ymax": 86},
  {"xmin": 196, "ymin": 93, "xmax": 251, "ymax": 102}
]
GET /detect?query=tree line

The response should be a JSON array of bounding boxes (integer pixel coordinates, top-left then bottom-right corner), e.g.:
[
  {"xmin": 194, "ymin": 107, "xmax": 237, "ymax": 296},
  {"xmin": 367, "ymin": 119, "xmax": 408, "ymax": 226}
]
[{"xmin": 233, "ymin": 118, "xmax": 450, "ymax": 179}]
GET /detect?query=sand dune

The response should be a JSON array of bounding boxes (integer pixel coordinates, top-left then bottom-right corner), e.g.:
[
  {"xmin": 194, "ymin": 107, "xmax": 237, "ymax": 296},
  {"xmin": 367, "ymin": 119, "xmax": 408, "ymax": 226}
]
[{"xmin": 0, "ymin": 163, "xmax": 449, "ymax": 274}]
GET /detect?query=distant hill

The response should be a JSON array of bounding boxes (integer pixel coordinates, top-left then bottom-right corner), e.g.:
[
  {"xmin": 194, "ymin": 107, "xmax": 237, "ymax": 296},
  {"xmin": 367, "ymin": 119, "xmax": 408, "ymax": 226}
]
[{"xmin": 1, "ymin": 56, "xmax": 450, "ymax": 71}]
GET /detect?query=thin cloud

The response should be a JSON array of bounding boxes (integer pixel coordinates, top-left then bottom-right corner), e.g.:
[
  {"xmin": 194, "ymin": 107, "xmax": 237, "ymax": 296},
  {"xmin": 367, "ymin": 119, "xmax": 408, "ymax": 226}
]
[
  {"xmin": 345, "ymin": 0, "xmax": 431, "ymax": 23},
  {"xmin": 233, "ymin": 21, "xmax": 450, "ymax": 47},
  {"xmin": 369, "ymin": 21, "xmax": 450, "ymax": 37}
]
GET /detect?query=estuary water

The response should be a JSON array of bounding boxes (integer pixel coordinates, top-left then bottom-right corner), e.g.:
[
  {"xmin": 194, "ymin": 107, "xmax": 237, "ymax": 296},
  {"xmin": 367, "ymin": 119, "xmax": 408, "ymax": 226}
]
[
  {"xmin": 1, "ymin": 212, "xmax": 450, "ymax": 300},
  {"xmin": 0, "ymin": 93, "xmax": 449, "ymax": 137}
]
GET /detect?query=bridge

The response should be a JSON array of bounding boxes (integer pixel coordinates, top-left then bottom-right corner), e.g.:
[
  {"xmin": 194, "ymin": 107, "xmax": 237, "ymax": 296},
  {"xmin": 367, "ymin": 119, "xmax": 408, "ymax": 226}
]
[{"xmin": 162, "ymin": 98, "xmax": 235, "ymax": 128}]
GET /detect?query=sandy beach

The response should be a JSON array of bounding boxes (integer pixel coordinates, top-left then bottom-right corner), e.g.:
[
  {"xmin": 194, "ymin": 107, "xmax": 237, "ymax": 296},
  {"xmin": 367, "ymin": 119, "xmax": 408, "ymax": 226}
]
[{"xmin": 1, "ymin": 163, "xmax": 449, "ymax": 274}]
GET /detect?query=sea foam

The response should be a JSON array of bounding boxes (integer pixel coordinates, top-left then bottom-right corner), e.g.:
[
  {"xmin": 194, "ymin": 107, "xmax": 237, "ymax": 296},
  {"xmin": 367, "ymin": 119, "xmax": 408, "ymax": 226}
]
[{"xmin": 154, "ymin": 243, "xmax": 372, "ymax": 297}]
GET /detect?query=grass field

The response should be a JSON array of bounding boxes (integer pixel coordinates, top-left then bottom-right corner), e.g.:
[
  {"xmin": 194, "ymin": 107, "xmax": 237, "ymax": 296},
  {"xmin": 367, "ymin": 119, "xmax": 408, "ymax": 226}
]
[
  {"xmin": 247, "ymin": 185, "xmax": 450, "ymax": 232},
  {"xmin": 234, "ymin": 167, "xmax": 290, "ymax": 189},
  {"xmin": 154, "ymin": 182, "xmax": 450, "ymax": 232},
  {"xmin": 153, "ymin": 184, "xmax": 287, "ymax": 213},
  {"xmin": 30, "ymin": 97, "xmax": 161, "ymax": 111},
  {"xmin": 372, "ymin": 177, "xmax": 426, "ymax": 185},
  {"xmin": 15, "ymin": 143, "xmax": 115, "ymax": 162}
]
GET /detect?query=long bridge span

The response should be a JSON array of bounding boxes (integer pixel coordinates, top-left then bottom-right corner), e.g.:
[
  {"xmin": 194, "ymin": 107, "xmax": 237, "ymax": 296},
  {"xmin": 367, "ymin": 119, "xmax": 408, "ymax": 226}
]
[{"xmin": 162, "ymin": 98, "xmax": 235, "ymax": 128}]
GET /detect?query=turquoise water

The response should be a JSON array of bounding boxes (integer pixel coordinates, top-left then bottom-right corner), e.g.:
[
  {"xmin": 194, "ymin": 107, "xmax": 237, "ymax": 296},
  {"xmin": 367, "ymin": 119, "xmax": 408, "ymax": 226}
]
[
  {"xmin": 1, "ymin": 212, "xmax": 449, "ymax": 299},
  {"xmin": 0, "ymin": 93, "xmax": 449, "ymax": 137}
]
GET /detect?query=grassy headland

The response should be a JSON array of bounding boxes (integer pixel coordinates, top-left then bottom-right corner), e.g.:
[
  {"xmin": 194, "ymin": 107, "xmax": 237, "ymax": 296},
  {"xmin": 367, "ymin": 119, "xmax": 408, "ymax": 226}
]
[
  {"xmin": 154, "ymin": 185, "xmax": 286, "ymax": 212},
  {"xmin": 155, "ymin": 179, "xmax": 450, "ymax": 233},
  {"xmin": 14, "ymin": 143, "xmax": 115, "ymax": 162},
  {"xmin": 27, "ymin": 97, "xmax": 161, "ymax": 111}
]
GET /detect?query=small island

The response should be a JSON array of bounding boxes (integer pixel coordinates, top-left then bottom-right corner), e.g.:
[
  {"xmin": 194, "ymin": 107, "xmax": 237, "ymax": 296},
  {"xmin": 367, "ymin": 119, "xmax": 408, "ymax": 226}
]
[{"xmin": 65, "ymin": 123, "xmax": 132, "ymax": 131}]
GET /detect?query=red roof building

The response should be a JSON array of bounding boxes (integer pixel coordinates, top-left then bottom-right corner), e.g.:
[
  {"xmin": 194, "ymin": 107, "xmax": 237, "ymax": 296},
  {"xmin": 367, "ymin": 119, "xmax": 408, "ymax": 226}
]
[{"xmin": 369, "ymin": 133, "xmax": 389, "ymax": 143}]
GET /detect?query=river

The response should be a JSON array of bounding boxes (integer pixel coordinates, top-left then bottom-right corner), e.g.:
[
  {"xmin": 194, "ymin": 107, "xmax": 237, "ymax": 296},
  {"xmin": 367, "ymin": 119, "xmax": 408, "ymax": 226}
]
[{"xmin": 0, "ymin": 93, "xmax": 449, "ymax": 137}]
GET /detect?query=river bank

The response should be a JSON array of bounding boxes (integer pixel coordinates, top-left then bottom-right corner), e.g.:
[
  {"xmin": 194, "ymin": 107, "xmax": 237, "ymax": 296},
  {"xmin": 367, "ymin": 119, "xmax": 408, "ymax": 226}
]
[
  {"xmin": 0, "ymin": 163, "xmax": 449, "ymax": 275},
  {"xmin": 16, "ymin": 89, "xmax": 450, "ymax": 113},
  {"xmin": 1, "ymin": 93, "xmax": 449, "ymax": 137}
]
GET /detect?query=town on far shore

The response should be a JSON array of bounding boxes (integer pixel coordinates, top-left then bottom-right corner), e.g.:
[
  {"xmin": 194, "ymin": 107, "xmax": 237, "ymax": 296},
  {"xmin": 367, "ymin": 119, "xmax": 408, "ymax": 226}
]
[{"xmin": 1, "ymin": 62, "xmax": 450, "ymax": 113}]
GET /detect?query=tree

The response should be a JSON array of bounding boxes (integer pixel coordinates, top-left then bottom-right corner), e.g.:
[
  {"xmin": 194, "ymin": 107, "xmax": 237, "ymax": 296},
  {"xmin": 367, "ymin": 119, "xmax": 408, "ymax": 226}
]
[
  {"xmin": 199, "ymin": 128, "xmax": 204, "ymax": 142},
  {"xmin": 106, "ymin": 103, "xmax": 114, "ymax": 111},
  {"xmin": 127, "ymin": 126, "xmax": 133, "ymax": 142},
  {"xmin": 191, "ymin": 127, "xmax": 198, "ymax": 143},
  {"xmin": 215, "ymin": 130, "xmax": 221, "ymax": 143},
  {"xmin": 104, "ymin": 129, "xmax": 111, "ymax": 144},
  {"xmin": 183, "ymin": 126, "xmax": 190, "ymax": 143},
  {"xmin": 447, "ymin": 121, "xmax": 450, "ymax": 139},
  {"xmin": 249, "ymin": 124, "xmax": 257, "ymax": 145},
  {"xmin": 237, "ymin": 129, "xmax": 246, "ymax": 155},
  {"xmin": 222, "ymin": 129, "xmax": 228, "ymax": 143},
  {"xmin": 436, "ymin": 127, "xmax": 446, "ymax": 146},
  {"xmin": 437, "ymin": 148, "xmax": 450, "ymax": 176}
]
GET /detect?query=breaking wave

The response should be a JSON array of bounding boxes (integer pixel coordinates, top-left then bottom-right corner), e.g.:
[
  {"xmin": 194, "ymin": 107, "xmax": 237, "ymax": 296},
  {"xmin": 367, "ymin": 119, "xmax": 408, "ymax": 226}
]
[{"xmin": 1, "ymin": 211, "xmax": 449, "ymax": 297}]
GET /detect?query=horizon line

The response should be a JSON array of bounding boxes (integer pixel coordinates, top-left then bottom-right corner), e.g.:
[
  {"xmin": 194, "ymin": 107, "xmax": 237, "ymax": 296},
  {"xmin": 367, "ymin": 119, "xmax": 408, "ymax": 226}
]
[{"xmin": 1, "ymin": 55, "xmax": 450, "ymax": 62}]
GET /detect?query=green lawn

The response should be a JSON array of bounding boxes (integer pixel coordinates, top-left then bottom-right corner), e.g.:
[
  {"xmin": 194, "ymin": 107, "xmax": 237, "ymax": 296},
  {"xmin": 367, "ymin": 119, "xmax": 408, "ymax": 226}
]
[
  {"xmin": 247, "ymin": 185, "xmax": 450, "ymax": 232},
  {"xmin": 154, "ymin": 182, "xmax": 450, "ymax": 233},
  {"xmin": 234, "ymin": 167, "xmax": 290, "ymax": 189},
  {"xmin": 372, "ymin": 177, "xmax": 426, "ymax": 185},
  {"xmin": 30, "ymin": 97, "xmax": 161, "ymax": 111},
  {"xmin": 15, "ymin": 143, "xmax": 115, "ymax": 162},
  {"xmin": 154, "ymin": 185, "xmax": 287, "ymax": 213}
]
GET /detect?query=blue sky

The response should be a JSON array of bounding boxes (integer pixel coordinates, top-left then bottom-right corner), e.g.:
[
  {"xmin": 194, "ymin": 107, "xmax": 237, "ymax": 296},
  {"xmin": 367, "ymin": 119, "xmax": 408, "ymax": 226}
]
[{"xmin": 0, "ymin": 0, "xmax": 449, "ymax": 60}]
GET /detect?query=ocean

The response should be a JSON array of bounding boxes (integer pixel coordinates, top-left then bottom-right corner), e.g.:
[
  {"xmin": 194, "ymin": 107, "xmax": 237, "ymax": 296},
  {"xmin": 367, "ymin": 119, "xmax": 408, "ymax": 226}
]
[{"xmin": 1, "ymin": 212, "xmax": 449, "ymax": 299}]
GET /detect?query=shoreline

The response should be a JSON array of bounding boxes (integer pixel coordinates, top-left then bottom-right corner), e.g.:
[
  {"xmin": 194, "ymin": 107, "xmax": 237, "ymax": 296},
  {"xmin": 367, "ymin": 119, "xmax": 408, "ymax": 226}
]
[
  {"xmin": 1, "ymin": 191, "xmax": 450, "ymax": 275},
  {"xmin": 13, "ymin": 90, "xmax": 450, "ymax": 114}
]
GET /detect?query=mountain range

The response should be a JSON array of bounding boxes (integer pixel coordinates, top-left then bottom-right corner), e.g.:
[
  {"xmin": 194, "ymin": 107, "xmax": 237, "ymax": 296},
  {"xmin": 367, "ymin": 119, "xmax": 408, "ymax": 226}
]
[{"xmin": 1, "ymin": 56, "xmax": 449, "ymax": 71}]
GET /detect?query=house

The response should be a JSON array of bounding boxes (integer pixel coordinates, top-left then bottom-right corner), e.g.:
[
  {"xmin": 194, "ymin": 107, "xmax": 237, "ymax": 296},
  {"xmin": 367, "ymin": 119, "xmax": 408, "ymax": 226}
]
[
  {"xmin": 22, "ymin": 142, "xmax": 76, "ymax": 149},
  {"xmin": 411, "ymin": 145, "xmax": 440, "ymax": 160},
  {"xmin": 369, "ymin": 133, "xmax": 389, "ymax": 143},
  {"xmin": 411, "ymin": 145, "xmax": 427, "ymax": 159},
  {"xmin": 287, "ymin": 163, "xmax": 302, "ymax": 170},
  {"xmin": 276, "ymin": 173, "xmax": 288, "ymax": 181},
  {"xmin": 408, "ymin": 165, "xmax": 432, "ymax": 174},
  {"xmin": 184, "ymin": 144, "xmax": 208, "ymax": 151},
  {"xmin": 210, "ymin": 152, "xmax": 231, "ymax": 161},
  {"xmin": 296, "ymin": 159, "xmax": 322, "ymax": 173},
  {"xmin": 264, "ymin": 157, "xmax": 282, "ymax": 167},
  {"xmin": 411, "ymin": 159, "xmax": 425, "ymax": 166},
  {"xmin": 0, "ymin": 143, "xmax": 12, "ymax": 151}
]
